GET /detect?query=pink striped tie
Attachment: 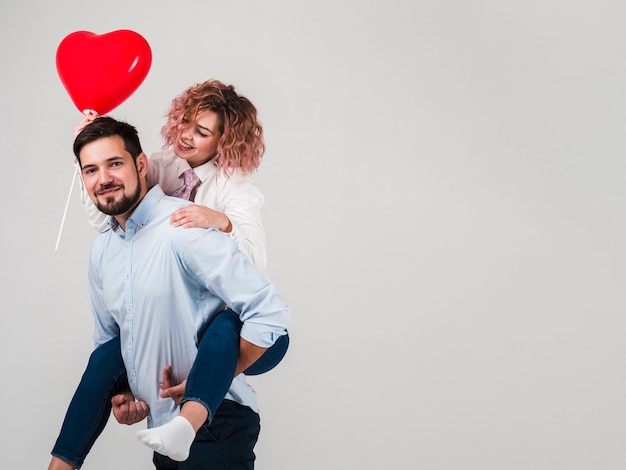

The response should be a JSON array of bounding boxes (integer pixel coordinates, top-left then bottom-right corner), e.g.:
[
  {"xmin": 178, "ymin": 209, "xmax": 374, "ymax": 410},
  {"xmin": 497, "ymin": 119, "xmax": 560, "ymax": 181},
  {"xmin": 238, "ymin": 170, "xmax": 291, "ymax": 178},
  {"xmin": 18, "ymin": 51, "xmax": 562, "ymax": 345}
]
[{"xmin": 171, "ymin": 169, "xmax": 201, "ymax": 201}]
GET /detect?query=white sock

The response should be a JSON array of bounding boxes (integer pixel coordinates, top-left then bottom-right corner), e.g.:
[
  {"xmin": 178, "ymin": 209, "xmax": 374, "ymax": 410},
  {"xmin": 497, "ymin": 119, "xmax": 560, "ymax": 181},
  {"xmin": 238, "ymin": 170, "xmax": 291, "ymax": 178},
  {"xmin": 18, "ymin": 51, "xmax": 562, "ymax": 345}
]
[{"xmin": 136, "ymin": 415, "xmax": 196, "ymax": 461}]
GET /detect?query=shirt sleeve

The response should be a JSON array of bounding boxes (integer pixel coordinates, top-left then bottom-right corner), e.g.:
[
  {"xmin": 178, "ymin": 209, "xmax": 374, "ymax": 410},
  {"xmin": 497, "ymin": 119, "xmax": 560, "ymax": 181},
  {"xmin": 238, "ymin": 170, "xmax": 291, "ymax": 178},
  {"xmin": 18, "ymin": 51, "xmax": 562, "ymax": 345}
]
[
  {"xmin": 176, "ymin": 228, "xmax": 289, "ymax": 348},
  {"xmin": 216, "ymin": 172, "xmax": 267, "ymax": 271}
]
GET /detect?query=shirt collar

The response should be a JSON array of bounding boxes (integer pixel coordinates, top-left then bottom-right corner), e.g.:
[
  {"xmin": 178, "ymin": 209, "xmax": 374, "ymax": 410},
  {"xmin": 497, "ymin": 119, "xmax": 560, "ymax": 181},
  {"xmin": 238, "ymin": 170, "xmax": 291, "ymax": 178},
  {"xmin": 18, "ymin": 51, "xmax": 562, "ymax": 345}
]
[
  {"xmin": 175, "ymin": 158, "xmax": 218, "ymax": 185},
  {"xmin": 192, "ymin": 158, "xmax": 218, "ymax": 183},
  {"xmin": 113, "ymin": 185, "xmax": 165, "ymax": 234}
]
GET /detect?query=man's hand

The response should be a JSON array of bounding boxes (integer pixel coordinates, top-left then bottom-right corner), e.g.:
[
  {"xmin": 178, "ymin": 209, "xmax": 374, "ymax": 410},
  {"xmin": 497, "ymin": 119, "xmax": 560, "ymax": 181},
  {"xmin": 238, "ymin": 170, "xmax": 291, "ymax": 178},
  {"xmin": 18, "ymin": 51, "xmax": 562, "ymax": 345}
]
[
  {"xmin": 111, "ymin": 391, "xmax": 149, "ymax": 425},
  {"xmin": 160, "ymin": 364, "xmax": 187, "ymax": 405}
]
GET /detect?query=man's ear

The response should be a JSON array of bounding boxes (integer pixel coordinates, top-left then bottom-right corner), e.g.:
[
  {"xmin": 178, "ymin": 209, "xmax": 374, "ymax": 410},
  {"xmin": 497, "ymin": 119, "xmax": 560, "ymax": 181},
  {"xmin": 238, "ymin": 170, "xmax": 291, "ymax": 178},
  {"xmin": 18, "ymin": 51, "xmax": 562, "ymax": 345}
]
[{"xmin": 136, "ymin": 152, "xmax": 149, "ymax": 177}]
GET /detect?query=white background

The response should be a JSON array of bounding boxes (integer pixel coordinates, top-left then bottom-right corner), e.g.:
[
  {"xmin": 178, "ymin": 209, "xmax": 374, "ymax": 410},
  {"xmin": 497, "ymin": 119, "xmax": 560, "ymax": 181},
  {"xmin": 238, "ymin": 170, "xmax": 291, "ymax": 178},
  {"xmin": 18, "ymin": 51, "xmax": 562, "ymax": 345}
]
[{"xmin": 1, "ymin": 1, "xmax": 625, "ymax": 469}]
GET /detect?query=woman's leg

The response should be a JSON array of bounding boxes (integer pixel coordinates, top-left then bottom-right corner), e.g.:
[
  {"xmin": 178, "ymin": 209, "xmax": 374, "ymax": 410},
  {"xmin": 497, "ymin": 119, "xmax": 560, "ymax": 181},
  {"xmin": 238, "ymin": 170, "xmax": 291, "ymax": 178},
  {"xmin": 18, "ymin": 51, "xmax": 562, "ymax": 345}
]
[
  {"xmin": 184, "ymin": 309, "xmax": 289, "ymax": 417},
  {"xmin": 136, "ymin": 309, "xmax": 288, "ymax": 462},
  {"xmin": 183, "ymin": 309, "xmax": 242, "ymax": 418},
  {"xmin": 137, "ymin": 310, "xmax": 240, "ymax": 461},
  {"xmin": 243, "ymin": 331, "xmax": 289, "ymax": 376},
  {"xmin": 50, "ymin": 336, "xmax": 127, "ymax": 469}
]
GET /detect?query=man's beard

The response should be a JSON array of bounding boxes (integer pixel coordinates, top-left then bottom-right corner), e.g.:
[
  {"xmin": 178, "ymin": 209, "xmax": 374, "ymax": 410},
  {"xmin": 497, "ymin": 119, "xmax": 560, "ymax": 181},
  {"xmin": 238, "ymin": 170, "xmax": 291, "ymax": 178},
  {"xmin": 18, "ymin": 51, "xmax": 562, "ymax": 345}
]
[{"xmin": 95, "ymin": 182, "xmax": 141, "ymax": 216}]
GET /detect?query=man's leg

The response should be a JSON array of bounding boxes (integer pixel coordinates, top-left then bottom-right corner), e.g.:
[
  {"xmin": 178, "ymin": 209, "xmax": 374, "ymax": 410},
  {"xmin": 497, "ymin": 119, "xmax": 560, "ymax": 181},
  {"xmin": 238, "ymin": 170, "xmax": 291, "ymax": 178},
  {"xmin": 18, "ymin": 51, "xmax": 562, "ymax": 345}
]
[
  {"xmin": 152, "ymin": 453, "xmax": 179, "ymax": 470},
  {"xmin": 50, "ymin": 337, "xmax": 127, "ymax": 469},
  {"xmin": 180, "ymin": 399, "xmax": 260, "ymax": 470}
]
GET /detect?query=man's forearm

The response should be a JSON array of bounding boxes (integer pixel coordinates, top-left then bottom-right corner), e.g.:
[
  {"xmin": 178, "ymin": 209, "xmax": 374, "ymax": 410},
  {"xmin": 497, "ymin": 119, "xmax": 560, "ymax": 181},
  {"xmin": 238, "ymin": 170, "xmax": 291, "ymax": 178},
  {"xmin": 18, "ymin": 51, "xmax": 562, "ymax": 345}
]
[{"xmin": 235, "ymin": 337, "xmax": 267, "ymax": 376}]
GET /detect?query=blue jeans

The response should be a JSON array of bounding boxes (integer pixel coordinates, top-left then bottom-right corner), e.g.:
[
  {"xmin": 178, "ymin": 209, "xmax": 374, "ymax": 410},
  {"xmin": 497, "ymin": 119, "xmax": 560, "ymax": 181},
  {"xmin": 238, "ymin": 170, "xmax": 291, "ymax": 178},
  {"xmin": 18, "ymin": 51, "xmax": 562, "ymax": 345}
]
[
  {"xmin": 152, "ymin": 399, "xmax": 260, "ymax": 470},
  {"xmin": 51, "ymin": 336, "xmax": 128, "ymax": 468},
  {"xmin": 51, "ymin": 309, "xmax": 288, "ymax": 468}
]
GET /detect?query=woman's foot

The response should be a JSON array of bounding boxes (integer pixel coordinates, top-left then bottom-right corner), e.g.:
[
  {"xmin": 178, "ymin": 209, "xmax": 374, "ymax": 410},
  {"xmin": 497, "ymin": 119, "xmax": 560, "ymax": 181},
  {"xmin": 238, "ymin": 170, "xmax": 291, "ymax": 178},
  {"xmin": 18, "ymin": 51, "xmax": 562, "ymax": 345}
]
[{"xmin": 136, "ymin": 416, "xmax": 195, "ymax": 462}]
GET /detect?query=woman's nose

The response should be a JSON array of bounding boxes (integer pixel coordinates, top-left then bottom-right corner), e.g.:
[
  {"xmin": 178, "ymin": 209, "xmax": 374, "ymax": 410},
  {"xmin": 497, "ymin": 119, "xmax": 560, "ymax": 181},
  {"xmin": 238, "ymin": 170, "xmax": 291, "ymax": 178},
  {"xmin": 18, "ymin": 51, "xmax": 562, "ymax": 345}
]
[{"xmin": 179, "ymin": 123, "xmax": 192, "ymax": 139}]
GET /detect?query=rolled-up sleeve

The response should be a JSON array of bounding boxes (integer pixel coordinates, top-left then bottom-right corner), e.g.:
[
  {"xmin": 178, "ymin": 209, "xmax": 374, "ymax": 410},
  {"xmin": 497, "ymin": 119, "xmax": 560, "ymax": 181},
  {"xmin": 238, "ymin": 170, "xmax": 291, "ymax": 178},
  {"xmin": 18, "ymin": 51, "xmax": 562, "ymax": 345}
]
[{"xmin": 176, "ymin": 228, "xmax": 290, "ymax": 348}]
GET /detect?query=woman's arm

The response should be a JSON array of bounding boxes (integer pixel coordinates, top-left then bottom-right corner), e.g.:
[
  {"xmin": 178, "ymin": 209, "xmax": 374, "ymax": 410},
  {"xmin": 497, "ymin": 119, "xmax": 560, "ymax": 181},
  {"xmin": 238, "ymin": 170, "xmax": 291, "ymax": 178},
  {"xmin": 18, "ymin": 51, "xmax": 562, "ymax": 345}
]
[
  {"xmin": 170, "ymin": 171, "xmax": 267, "ymax": 270},
  {"xmin": 221, "ymin": 178, "xmax": 266, "ymax": 271}
]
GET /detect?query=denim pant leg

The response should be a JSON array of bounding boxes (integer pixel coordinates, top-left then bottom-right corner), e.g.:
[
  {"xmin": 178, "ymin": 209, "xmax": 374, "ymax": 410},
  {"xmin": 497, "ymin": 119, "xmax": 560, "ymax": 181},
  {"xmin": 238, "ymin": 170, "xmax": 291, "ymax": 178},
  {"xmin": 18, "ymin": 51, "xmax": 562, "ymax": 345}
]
[
  {"xmin": 183, "ymin": 310, "xmax": 289, "ymax": 419},
  {"xmin": 152, "ymin": 400, "xmax": 260, "ymax": 470},
  {"xmin": 51, "ymin": 336, "xmax": 128, "ymax": 468},
  {"xmin": 243, "ymin": 331, "xmax": 289, "ymax": 376},
  {"xmin": 182, "ymin": 310, "xmax": 241, "ymax": 419}
]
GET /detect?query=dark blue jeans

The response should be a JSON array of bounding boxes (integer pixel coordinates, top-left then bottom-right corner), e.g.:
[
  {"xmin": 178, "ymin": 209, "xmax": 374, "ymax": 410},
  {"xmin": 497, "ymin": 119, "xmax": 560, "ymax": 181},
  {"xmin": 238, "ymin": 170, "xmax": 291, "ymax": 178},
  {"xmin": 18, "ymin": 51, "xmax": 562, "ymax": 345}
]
[
  {"xmin": 51, "ymin": 309, "xmax": 288, "ymax": 468},
  {"xmin": 152, "ymin": 399, "xmax": 260, "ymax": 470},
  {"xmin": 51, "ymin": 336, "xmax": 129, "ymax": 468}
]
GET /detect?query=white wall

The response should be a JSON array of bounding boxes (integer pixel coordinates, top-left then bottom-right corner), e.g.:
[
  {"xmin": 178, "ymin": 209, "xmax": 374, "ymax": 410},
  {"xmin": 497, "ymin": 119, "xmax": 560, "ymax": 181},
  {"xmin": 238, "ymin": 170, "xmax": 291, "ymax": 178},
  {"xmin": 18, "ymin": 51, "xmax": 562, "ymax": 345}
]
[{"xmin": 1, "ymin": 1, "xmax": 625, "ymax": 469}]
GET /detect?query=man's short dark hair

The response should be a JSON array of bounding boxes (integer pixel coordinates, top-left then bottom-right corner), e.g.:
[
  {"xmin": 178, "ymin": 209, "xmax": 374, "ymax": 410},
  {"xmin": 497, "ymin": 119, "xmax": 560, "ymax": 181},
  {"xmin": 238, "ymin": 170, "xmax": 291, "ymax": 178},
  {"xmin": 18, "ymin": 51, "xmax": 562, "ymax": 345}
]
[{"xmin": 74, "ymin": 116, "xmax": 144, "ymax": 167}]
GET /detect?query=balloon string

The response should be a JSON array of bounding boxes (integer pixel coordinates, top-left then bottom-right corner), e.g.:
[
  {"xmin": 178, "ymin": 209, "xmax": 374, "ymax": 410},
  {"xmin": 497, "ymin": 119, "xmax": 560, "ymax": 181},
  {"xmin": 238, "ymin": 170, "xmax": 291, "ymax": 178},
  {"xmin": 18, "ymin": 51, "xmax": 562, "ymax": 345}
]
[{"xmin": 55, "ymin": 164, "xmax": 79, "ymax": 251}]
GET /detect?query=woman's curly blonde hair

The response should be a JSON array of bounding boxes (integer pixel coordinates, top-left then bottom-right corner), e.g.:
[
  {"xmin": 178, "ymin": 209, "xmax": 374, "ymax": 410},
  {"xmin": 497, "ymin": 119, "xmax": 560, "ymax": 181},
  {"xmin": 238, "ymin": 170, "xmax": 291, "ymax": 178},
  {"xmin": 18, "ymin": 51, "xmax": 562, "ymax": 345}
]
[{"xmin": 161, "ymin": 79, "xmax": 265, "ymax": 175}]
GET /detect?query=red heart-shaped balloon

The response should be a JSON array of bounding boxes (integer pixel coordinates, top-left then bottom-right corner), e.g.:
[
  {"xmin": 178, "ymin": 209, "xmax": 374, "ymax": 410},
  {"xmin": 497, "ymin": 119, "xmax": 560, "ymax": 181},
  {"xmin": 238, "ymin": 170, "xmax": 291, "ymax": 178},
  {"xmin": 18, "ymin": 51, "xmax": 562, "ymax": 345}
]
[{"xmin": 56, "ymin": 30, "xmax": 152, "ymax": 115}]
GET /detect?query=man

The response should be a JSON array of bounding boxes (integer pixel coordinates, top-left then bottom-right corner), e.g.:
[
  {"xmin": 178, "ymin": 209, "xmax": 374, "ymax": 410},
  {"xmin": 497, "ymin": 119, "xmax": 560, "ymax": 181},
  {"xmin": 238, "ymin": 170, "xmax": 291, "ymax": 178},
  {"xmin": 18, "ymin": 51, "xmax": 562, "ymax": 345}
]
[{"xmin": 49, "ymin": 116, "xmax": 290, "ymax": 469}]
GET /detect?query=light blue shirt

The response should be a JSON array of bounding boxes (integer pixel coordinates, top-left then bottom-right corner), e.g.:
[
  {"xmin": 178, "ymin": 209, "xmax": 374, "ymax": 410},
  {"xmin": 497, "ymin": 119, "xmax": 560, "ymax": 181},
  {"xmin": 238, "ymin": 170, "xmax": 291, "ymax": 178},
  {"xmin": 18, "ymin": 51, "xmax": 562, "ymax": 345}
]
[{"xmin": 88, "ymin": 185, "xmax": 290, "ymax": 427}]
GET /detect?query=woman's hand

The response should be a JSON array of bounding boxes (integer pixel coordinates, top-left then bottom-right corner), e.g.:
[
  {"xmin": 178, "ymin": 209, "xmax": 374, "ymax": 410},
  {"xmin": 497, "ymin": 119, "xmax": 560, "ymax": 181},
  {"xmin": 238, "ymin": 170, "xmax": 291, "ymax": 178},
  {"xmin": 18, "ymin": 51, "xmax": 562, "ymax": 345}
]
[
  {"xmin": 170, "ymin": 204, "xmax": 232, "ymax": 232},
  {"xmin": 74, "ymin": 112, "xmax": 98, "ymax": 138}
]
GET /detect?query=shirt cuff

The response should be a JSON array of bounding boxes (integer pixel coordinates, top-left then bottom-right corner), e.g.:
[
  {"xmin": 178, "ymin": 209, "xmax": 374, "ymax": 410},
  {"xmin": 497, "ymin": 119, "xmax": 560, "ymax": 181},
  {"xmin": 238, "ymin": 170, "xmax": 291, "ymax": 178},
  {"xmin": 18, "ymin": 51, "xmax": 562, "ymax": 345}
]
[{"xmin": 240, "ymin": 323, "xmax": 287, "ymax": 348}]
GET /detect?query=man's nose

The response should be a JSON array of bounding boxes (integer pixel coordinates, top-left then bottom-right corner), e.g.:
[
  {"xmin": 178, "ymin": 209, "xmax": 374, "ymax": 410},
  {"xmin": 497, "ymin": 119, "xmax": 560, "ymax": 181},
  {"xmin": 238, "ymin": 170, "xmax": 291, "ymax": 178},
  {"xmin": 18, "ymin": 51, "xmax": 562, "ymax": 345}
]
[{"xmin": 99, "ymin": 168, "xmax": 114, "ymax": 185}]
